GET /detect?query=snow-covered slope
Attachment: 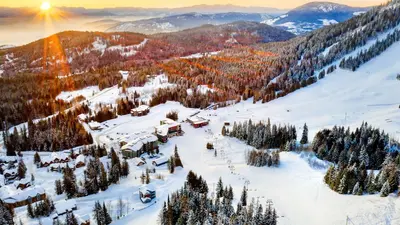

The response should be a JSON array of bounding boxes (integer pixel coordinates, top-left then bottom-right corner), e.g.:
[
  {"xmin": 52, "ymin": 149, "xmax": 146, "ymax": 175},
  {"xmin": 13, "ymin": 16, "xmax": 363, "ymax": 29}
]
[{"xmin": 262, "ymin": 2, "xmax": 369, "ymax": 34}]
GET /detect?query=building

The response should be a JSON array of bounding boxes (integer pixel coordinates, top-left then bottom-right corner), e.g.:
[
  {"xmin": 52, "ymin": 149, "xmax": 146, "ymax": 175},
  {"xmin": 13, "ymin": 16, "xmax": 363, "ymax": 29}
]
[
  {"xmin": 55, "ymin": 199, "xmax": 77, "ymax": 216},
  {"xmin": 2, "ymin": 186, "xmax": 46, "ymax": 209},
  {"xmin": 14, "ymin": 178, "xmax": 32, "ymax": 190},
  {"xmin": 40, "ymin": 152, "xmax": 70, "ymax": 168},
  {"xmin": 121, "ymin": 134, "xmax": 159, "ymax": 158},
  {"xmin": 88, "ymin": 121, "xmax": 102, "ymax": 131},
  {"xmin": 49, "ymin": 163, "xmax": 75, "ymax": 172},
  {"xmin": 151, "ymin": 157, "xmax": 168, "ymax": 167},
  {"xmin": 131, "ymin": 105, "xmax": 150, "ymax": 117},
  {"xmin": 155, "ymin": 118, "xmax": 182, "ymax": 143},
  {"xmin": 75, "ymin": 154, "xmax": 86, "ymax": 168},
  {"xmin": 187, "ymin": 116, "xmax": 209, "ymax": 128},
  {"xmin": 139, "ymin": 184, "xmax": 156, "ymax": 203},
  {"xmin": 132, "ymin": 158, "xmax": 146, "ymax": 166},
  {"xmin": 4, "ymin": 168, "xmax": 18, "ymax": 182}
]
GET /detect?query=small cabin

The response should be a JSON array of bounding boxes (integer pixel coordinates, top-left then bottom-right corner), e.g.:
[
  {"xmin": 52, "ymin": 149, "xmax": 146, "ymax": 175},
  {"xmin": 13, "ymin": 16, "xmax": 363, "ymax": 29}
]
[
  {"xmin": 139, "ymin": 184, "xmax": 156, "ymax": 203},
  {"xmin": 187, "ymin": 116, "xmax": 209, "ymax": 128},
  {"xmin": 132, "ymin": 158, "xmax": 146, "ymax": 166},
  {"xmin": 152, "ymin": 157, "xmax": 168, "ymax": 167},
  {"xmin": 88, "ymin": 121, "xmax": 102, "ymax": 131},
  {"xmin": 131, "ymin": 105, "xmax": 150, "ymax": 117},
  {"xmin": 75, "ymin": 155, "xmax": 86, "ymax": 168},
  {"xmin": 14, "ymin": 178, "xmax": 32, "ymax": 190}
]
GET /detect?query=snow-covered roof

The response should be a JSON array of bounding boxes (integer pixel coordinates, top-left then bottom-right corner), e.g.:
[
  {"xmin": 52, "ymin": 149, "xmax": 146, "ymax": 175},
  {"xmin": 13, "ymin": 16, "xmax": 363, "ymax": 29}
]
[
  {"xmin": 2, "ymin": 186, "xmax": 45, "ymax": 203},
  {"xmin": 75, "ymin": 154, "xmax": 85, "ymax": 164},
  {"xmin": 88, "ymin": 121, "xmax": 102, "ymax": 129},
  {"xmin": 121, "ymin": 134, "xmax": 158, "ymax": 152},
  {"xmin": 152, "ymin": 157, "xmax": 168, "ymax": 165},
  {"xmin": 188, "ymin": 116, "xmax": 209, "ymax": 125},
  {"xmin": 51, "ymin": 152, "xmax": 69, "ymax": 161},
  {"xmin": 55, "ymin": 199, "xmax": 77, "ymax": 214},
  {"xmin": 14, "ymin": 177, "xmax": 31, "ymax": 187},
  {"xmin": 4, "ymin": 168, "xmax": 17, "ymax": 176},
  {"xmin": 0, "ymin": 156, "xmax": 18, "ymax": 162},
  {"xmin": 49, "ymin": 162, "xmax": 74, "ymax": 169},
  {"xmin": 155, "ymin": 118, "xmax": 180, "ymax": 136},
  {"xmin": 131, "ymin": 105, "xmax": 150, "ymax": 113},
  {"xmin": 132, "ymin": 157, "xmax": 145, "ymax": 166},
  {"xmin": 139, "ymin": 183, "xmax": 156, "ymax": 193}
]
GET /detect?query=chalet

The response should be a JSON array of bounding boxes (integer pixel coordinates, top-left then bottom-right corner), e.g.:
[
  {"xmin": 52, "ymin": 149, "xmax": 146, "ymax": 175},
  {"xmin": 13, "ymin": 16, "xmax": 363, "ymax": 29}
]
[
  {"xmin": 2, "ymin": 186, "xmax": 46, "ymax": 209},
  {"xmin": 75, "ymin": 154, "xmax": 86, "ymax": 168},
  {"xmin": 132, "ymin": 157, "xmax": 146, "ymax": 166},
  {"xmin": 14, "ymin": 178, "xmax": 32, "ymax": 190},
  {"xmin": 121, "ymin": 134, "xmax": 159, "ymax": 158},
  {"xmin": 88, "ymin": 121, "xmax": 102, "ymax": 131},
  {"xmin": 131, "ymin": 105, "xmax": 150, "ymax": 117},
  {"xmin": 139, "ymin": 184, "xmax": 156, "ymax": 203},
  {"xmin": 187, "ymin": 116, "xmax": 209, "ymax": 128},
  {"xmin": 4, "ymin": 168, "xmax": 18, "ymax": 181},
  {"xmin": 151, "ymin": 157, "xmax": 168, "ymax": 167},
  {"xmin": 55, "ymin": 199, "xmax": 77, "ymax": 216},
  {"xmin": 155, "ymin": 118, "xmax": 182, "ymax": 143},
  {"xmin": 49, "ymin": 163, "xmax": 75, "ymax": 172},
  {"xmin": 40, "ymin": 152, "xmax": 70, "ymax": 168}
]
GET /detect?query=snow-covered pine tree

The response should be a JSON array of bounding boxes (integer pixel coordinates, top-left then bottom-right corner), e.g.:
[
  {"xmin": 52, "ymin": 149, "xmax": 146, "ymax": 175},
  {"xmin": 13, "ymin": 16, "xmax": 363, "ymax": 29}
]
[{"xmin": 300, "ymin": 123, "xmax": 308, "ymax": 145}]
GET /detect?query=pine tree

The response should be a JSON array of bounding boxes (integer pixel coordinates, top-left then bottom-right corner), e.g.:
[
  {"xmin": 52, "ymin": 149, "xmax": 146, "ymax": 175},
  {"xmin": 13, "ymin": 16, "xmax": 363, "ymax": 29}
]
[
  {"xmin": 93, "ymin": 201, "xmax": 104, "ymax": 225},
  {"xmin": 352, "ymin": 182, "xmax": 360, "ymax": 195},
  {"xmin": 55, "ymin": 180, "xmax": 63, "ymax": 195},
  {"xmin": 17, "ymin": 160, "xmax": 27, "ymax": 179},
  {"xmin": 300, "ymin": 123, "xmax": 308, "ymax": 144},
  {"xmin": 338, "ymin": 172, "xmax": 349, "ymax": 194},
  {"xmin": 168, "ymin": 157, "xmax": 175, "ymax": 174},
  {"xmin": 380, "ymin": 181, "xmax": 390, "ymax": 197},
  {"xmin": 99, "ymin": 163, "xmax": 108, "ymax": 191},
  {"xmin": 121, "ymin": 159, "xmax": 129, "ymax": 177},
  {"xmin": 66, "ymin": 212, "xmax": 78, "ymax": 225},
  {"xmin": 145, "ymin": 169, "xmax": 150, "ymax": 184},
  {"xmin": 174, "ymin": 145, "xmax": 183, "ymax": 168},
  {"xmin": 240, "ymin": 186, "xmax": 247, "ymax": 206},
  {"xmin": 216, "ymin": 177, "xmax": 224, "ymax": 198},
  {"xmin": 221, "ymin": 126, "xmax": 227, "ymax": 136},
  {"xmin": 34, "ymin": 152, "xmax": 41, "ymax": 165},
  {"xmin": 366, "ymin": 170, "xmax": 376, "ymax": 194},
  {"xmin": 103, "ymin": 203, "xmax": 112, "ymax": 225},
  {"xmin": 63, "ymin": 165, "xmax": 77, "ymax": 198},
  {"xmin": 27, "ymin": 202, "xmax": 34, "ymax": 218}
]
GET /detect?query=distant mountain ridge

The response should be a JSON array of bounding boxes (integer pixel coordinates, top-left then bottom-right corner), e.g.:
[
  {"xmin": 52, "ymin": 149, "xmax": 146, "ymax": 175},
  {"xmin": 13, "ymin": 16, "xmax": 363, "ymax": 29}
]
[
  {"xmin": 106, "ymin": 12, "xmax": 272, "ymax": 34},
  {"xmin": 263, "ymin": 1, "xmax": 370, "ymax": 34},
  {"xmin": 0, "ymin": 4, "xmax": 287, "ymax": 18}
]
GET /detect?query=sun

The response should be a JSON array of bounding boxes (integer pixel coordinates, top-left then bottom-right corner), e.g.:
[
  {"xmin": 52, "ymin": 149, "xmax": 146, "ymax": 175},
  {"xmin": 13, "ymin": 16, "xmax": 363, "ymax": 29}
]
[{"xmin": 40, "ymin": 1, "xmax": 51, "ymax": 11}]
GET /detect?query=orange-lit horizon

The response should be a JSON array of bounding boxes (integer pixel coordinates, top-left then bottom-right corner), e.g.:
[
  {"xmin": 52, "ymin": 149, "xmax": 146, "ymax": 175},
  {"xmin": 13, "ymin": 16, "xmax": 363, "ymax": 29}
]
[{"xmin": 0, "ymin": 0, "xmax": 389, "ymax": 10}]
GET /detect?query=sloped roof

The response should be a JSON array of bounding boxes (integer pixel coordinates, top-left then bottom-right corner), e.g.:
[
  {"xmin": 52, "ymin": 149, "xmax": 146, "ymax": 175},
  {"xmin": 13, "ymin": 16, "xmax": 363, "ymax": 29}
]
[
  {"xmin": 55, "ymin": 199, "xmax": 77, "ymax": 214},
  {"xmin": 121, "ymin": 134, "xmax": 158, "ymax": 152},
  {"xmin": 2, "ymin": 186, "xmax": 45, "ymax": 203}
]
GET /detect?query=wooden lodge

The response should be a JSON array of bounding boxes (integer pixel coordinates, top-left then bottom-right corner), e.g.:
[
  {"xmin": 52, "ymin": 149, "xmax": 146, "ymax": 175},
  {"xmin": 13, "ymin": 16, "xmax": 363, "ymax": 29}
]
[
  {"xmin": 155, "ymin": 118, "xmax": 182, "ymax": 143},
  {"xmin": 2, "ymin": 187, "xmax": 46, "ymax": 209},
  {"xmin": 131, "ymin": 105, "xmax": 150, "ymax": 117},
  {"xmin": 121, "ymin": 134, "xmax": 159, "ymax": 158},
  {"xmin": 187, "ymin": 116, "xmax": 209, "ymax": 128}
]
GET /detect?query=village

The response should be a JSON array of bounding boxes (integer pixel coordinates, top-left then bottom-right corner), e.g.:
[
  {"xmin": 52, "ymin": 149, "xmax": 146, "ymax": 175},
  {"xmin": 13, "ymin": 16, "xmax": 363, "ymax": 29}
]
[{"xmin": 0, "ymin": 98, "xmax": 211, "ymax": 225}]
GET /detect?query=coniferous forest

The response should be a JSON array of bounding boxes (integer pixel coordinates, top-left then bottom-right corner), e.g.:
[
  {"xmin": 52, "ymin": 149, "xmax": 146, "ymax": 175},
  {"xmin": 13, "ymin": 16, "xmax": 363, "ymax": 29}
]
[
  {"xmin": 228, "ymin": 119, "xmax": 297, "ymax": 149},
  {"xmin": 312, "ymin": 122, "xmax": 400, "ymax": 196},
  {"xmin": 159, "ymin": 171, "xmax": 278, "ymax": 225}
]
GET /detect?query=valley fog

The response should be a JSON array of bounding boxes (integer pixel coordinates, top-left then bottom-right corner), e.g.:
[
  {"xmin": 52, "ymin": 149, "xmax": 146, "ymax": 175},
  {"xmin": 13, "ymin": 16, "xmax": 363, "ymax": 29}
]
[{"xmin": 0, "ymin": 16, "xmax": 152, "ymax": 46}]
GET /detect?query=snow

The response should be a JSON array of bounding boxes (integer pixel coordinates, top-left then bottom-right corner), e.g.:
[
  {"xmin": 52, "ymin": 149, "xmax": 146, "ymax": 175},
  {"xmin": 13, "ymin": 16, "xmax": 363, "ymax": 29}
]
[
  {"xmin": 4, "ymin": 27, "xmax": 400, "ymax": 225},
  {"xmin": 54, "ymin": 199, "xmax": 77, "ymax": 214},
  {"xmin": 353, "ymin": 11, "xmax": 366, "ymax": 16},
  {"xmin": 319, "ymin": 19, "xmax": 338, "ymax": 26},
  {"xmin": 121, "ymin": 134, "xmax": 158, "ymax": 152},
  {"xmin": 262, "ymin": 14, "xmax": 288, "ymax": 25},
  {"xmin": 181, "ymin": 51, "xmax": 220, "ymax": 59},
  {"xmin": 131, "ymin": 105, "xmax": 150, "ymax": 113},
  {"xmin": 92, "ymin": 37, "xmax": 107, "ymax": 55},
  {"xmin": 55, "ymin": 86, "xmax": 99, "ymax": 102},
  {"xmin": 107, "ymin": 38, "xmax": 148, "ymax": 57}
]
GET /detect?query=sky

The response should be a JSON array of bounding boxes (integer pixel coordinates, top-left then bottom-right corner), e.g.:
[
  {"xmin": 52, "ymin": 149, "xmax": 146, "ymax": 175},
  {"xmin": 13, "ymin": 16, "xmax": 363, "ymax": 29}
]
[{"xmin": 0, "ymin": 0, "xmax": 388, "ymax": 9}]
